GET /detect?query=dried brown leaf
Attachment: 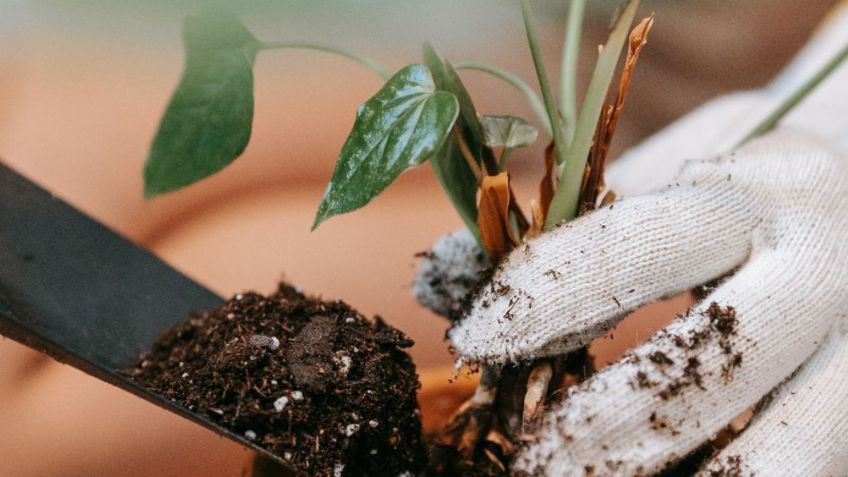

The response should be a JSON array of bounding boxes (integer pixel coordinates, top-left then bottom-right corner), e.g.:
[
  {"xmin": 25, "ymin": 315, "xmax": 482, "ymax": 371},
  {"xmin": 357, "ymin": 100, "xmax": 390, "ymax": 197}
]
[
  {"xmin": 529, "ymin": 199, "xmax": 545, "ymax": 238},
  {"xmin": 540, "ymin": 141, "xmax": 556, "ymax": 215},
  {"xmin": 579, "ymin": 15, "xmax": 654, "ymax": 216},
  {"xmin": 528, "ymin": 141, "xmax": 557, "ymax": 237},
  {"xmin": 478, "ymin": 172, "xmax": 514, "ymax": 260},
  {"xmin": 599, "ymin": 190, "xmax": 617, "ymax": 207},
  {"xmin": 606, "ymin": 15, "xmax": 655, "ymax": 148}
]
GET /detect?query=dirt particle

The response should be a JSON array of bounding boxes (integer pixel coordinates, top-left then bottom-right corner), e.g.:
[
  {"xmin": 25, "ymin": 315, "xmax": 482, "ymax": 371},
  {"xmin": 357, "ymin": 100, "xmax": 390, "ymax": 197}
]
[
  {"xmin": 707, "ymin": 302, "xmax": 737, "ymax": 337},
  {"xmin": 414, "ymin": 250, "xmax": 435, "ymax": 259},
  {"xmin": 649, "ymin": 351, "xmax": 674, "ymax": 367},
  {"xmin": 707, "ymin": 454, "xmax": 744, "ymax": 477},
  {"xmin": 684, "ymin": 357, "xmax": 705, "ymax": 390},
  {"xmin": 493, "ymin": 281, "xmax": 511, "ymax": 297},
  {"xmin": 635, "ymin": 370, "xmax": 653, "ymax": 389},
  {"xmin": 722, "ymin": 352, "xmax": 743, "ymax": 382}
]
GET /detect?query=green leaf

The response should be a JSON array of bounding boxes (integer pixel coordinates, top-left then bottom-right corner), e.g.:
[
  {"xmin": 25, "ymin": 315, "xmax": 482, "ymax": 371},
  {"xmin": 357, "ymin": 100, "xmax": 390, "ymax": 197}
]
[
  {"xmin": 545, "ymin": 0, "xmax": 640, "ymax": 229},
  {"xmin": 521, "ymin": 0, "xmax": 569, "ymax": 167},
  {"xmin": 422, "ymin": 43, "xmax": 484, "ymax": 161},
  {"xmin": 481, "ymin": 115, "xmax": 539, "ymax": 148},
  {"xmin": 559, "ymin": 0, "xmax": 587, "ymax": 131},
  {"xmin": 144, "ymin": 10, "xmax": 258, "ymax": 198},
  {"xmin": 736, "ymin": 41, "xmax": 848, "ymax": 147},
  {"xmin": 312, "ymin": 64, "xmax": 459, "ymax": 229},
  {"xmin": 430, "ymin": 137, "xmax": 481, "ymax": 242}
]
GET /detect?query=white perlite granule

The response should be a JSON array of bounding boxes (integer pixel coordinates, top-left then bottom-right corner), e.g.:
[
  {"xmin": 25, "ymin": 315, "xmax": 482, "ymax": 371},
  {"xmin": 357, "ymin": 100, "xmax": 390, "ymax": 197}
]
[
  {"xmin": 273, "ymin": 396, "xmax": 289, "ymax": 413},
  {"xmin": 335, "ymin": 354, "xmax": 353, "ymax": 375},
  {"xmin": 248, "ymin": 334, "xmax": 280, "ymax": 351},
  {"xmin": 344, "ymin": 423, "xmax": 360, "ymax": 436}
]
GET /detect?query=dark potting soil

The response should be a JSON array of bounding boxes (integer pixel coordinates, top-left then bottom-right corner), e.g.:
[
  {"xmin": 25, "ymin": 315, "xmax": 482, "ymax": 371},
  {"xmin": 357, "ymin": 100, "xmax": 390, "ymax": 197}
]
[
  {"xmin": 426, "ymin": 443, "xmax": 510, "ymax": 477},
  {"xmin": 126, "ymin": 283, "xmax": 425, "ymax": 477}
]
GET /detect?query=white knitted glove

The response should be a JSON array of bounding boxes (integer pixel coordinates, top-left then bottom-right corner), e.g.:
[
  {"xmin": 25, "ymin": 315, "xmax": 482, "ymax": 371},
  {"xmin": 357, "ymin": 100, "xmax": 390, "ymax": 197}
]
[{"xmin": 428, "ymin": 6, "xmax": 848, "ymax": 476}]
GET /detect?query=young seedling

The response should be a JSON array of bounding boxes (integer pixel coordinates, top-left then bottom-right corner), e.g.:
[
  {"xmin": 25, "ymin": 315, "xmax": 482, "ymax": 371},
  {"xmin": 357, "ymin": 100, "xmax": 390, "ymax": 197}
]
[{"xmin": 142, "ymin": 3, "xmax": 848, "ymax": 475}]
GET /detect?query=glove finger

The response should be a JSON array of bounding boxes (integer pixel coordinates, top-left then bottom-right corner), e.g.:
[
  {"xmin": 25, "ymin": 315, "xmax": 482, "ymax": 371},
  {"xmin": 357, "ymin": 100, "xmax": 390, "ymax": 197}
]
[
  {"xmin": 515, "ymin": 249, "xmax": 844, "ymax": 476},
  {"xmin": 698, "ymin": 329, "xmax": 848, "ymax": 477},
  {"xmin": 450, "ymin": 162, "xmax": 759, "ymax": 362}
]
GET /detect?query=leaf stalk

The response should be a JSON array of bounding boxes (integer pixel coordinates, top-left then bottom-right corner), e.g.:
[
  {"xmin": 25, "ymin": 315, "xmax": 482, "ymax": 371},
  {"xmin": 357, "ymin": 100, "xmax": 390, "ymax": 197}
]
[
  {"xmin": 559, "ymin": 0, "xmax": 587, "ymax": 132},
  {"xmin": 454, "ymin": 62, "xmax": 550, "ymax": 135},
  {"xmin": 521, "ymin": 0, "xmax": 570, "ymax": 184},
  {"xmin": 736, "ymin": 41, "xmax": 848, "ymax": 147},
  {"xmin": 258, "ymin": 41, "xmax": 391, "ymax": 79}
]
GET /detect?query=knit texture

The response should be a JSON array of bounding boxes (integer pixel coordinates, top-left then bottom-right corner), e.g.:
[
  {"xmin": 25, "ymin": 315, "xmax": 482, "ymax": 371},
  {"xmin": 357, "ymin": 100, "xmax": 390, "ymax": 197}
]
[
  {"xmin": 697, "ymin": 330, "xmax": 848, "ymax": 476},
  {"xmin": 454, "ymin": 132, "xmax": 848, "ymax": 475}
]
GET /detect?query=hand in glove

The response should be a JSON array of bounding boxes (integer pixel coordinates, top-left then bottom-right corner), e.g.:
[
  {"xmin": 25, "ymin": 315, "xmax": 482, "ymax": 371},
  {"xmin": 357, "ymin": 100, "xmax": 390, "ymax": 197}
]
[{"xmin": 416, "ymin": 8, "xmax": 848, "ymax": 476}]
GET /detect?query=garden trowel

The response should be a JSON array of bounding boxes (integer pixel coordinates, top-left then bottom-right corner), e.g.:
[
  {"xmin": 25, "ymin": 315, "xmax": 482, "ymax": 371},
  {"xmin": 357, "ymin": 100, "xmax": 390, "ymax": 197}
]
[{"xmin": 0, "ymin": 161, "xmax": 290, "ymax": 470}]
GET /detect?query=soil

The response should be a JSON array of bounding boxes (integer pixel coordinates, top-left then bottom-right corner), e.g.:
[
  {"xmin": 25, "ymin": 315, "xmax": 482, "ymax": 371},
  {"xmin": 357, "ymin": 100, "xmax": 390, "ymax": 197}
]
[
  {"xmin": 426, "ymin": 443, "xmax": 510, "ymax": 476},
  {"xmin": 126, "ymin": 283, "xmax": 425, "ymax": 477}
]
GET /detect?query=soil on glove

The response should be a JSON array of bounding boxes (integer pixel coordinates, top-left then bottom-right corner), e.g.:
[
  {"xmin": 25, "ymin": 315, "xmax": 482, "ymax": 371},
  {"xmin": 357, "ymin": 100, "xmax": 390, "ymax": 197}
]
[{"xmin": 126, "ymin": 283, "xmax": 425, "ymax": 477}]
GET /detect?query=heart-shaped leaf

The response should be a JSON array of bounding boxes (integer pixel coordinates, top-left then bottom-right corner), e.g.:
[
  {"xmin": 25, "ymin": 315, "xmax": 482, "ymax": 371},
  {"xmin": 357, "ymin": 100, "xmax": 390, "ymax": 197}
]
[
  {"xmin": 144, "ymin": 10, "xmax": 257, "ymax": 198},
  {"xmin": 422, "ymin": 44, "xmax": 484, "ymax": 161},
  {"xmin": 422, "ymin": 44, "xmax": 484, "ymax": 240},
  {"xmin": 312, "ymin": 64, "xmax": 459, "ymax": 229},
  {"xmin": 481, "ymin": 115, "xmax": 539, "ymax": 148}
]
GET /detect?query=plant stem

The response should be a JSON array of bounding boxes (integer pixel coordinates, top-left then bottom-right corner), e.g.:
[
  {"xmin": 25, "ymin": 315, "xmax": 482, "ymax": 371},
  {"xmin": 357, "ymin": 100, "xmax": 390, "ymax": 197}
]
[
  {"xmin": 522, "ymin": 361, "xmax": 553, "ymax": 432},
  {"xmin": 521, "ymin": 0, "xmax": 569, "ymax": 172},
  {"xmin": 736, "ymin": 41, "xmax": 848, "ymax": 147},
  {"xmin": 498, "ymin": 147, "xmax": 513, "ymax": 171},
  {"xmin": 507, "ymin": 209, "xmax": 523, "ymax": 245},
  {"xmin": 544, "ymin": 0, "xmax": 639, "ymax": 230},
  {"xmin": 453, "ymin": 62, "xmax": 550, "ymax": 135},
  {"xmin": 559, "ymin": 0, "xmax": 587, "ymax": 133},
  {"xmin": 258, "ymin": 41, "xmax": 391, "ymax": 80},
  {"xmin": 452, "ymin": 127, "xmax": 485, "ymax": 184}
]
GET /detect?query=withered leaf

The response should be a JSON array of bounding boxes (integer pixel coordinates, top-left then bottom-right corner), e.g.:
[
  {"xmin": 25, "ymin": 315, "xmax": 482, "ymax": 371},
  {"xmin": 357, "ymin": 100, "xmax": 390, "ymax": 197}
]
[
  {"xmin": 606, "ymin": 15, "xmax": 655, "ymax": 148},
  {"xmin": 529, "ymin": 141, "xmax": 557, "ymax": 237},
  {"xmin": 478, "ymin": 172, "xmax": 516, "ymax": 260},
  {"xmin": 580, "ymin": 15, "xmax": 654, "ymax": 216}
]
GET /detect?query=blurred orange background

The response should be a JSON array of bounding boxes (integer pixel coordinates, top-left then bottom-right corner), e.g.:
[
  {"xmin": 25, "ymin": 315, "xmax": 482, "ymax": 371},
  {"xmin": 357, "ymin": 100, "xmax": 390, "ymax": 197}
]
[{"xmin": 0, "ymin": 1, "xmax": 838, "ymax": 475}]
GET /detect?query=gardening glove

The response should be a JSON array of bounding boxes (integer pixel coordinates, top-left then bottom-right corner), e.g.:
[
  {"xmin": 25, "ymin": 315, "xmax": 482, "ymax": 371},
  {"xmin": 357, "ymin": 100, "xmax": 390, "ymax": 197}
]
[
  {"xmin": 462, "ymin": 129, "xmax": 848, "ymax": 476},
  {"xmin": 419, "ymin": 5, "xmax": 848, "ymax": 476}
]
